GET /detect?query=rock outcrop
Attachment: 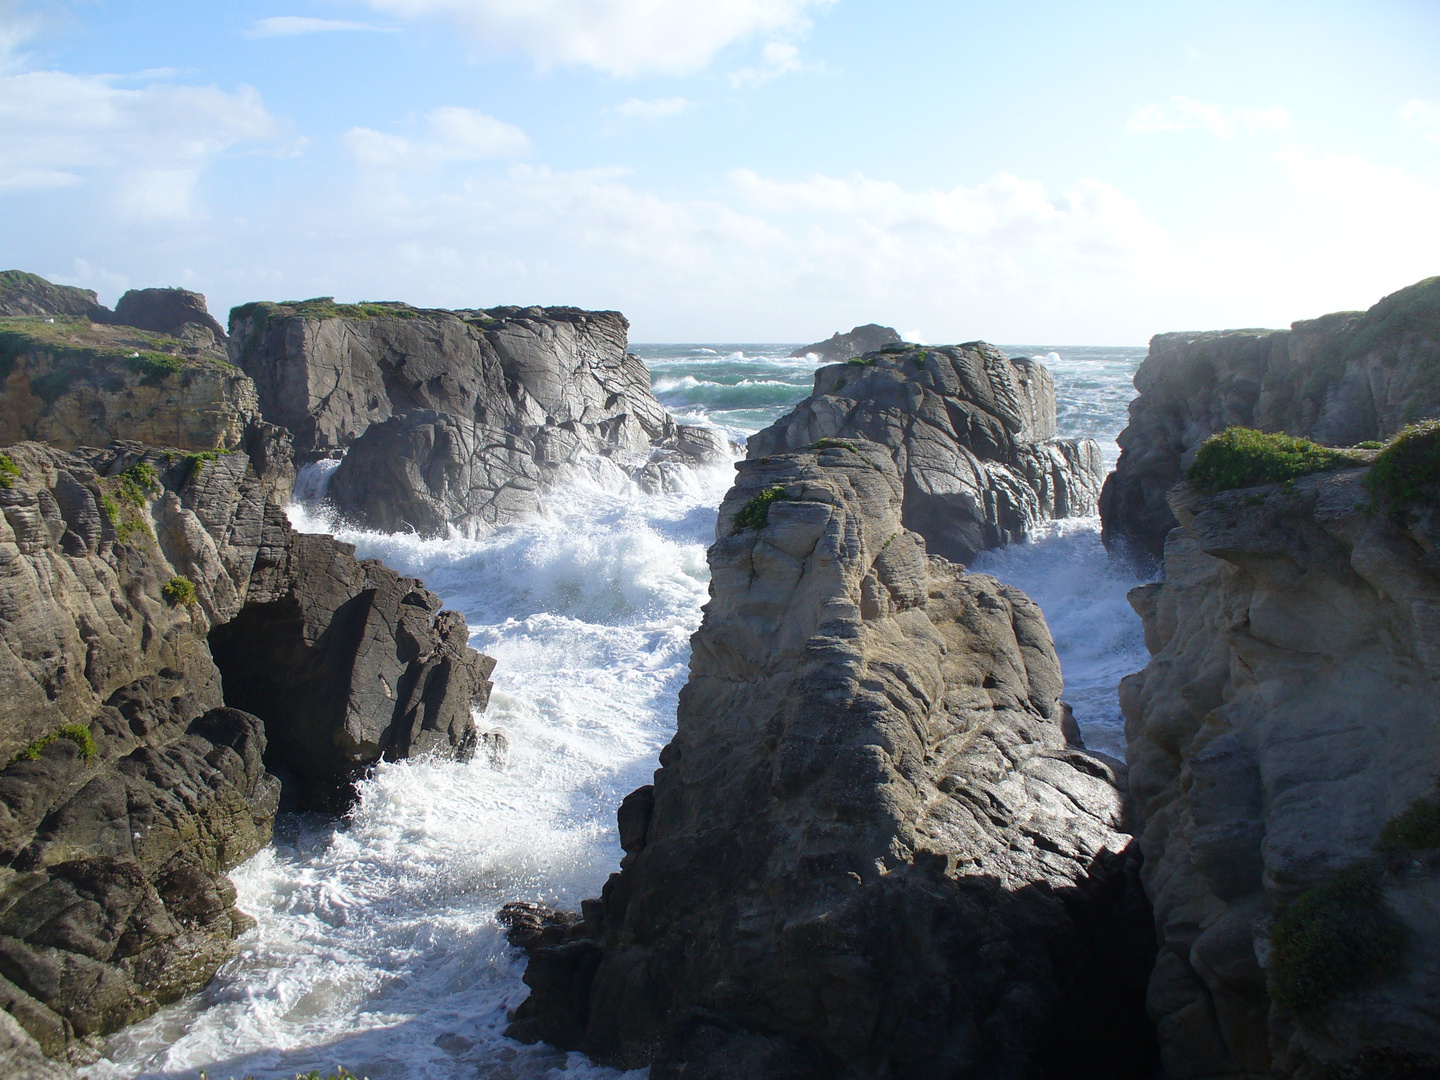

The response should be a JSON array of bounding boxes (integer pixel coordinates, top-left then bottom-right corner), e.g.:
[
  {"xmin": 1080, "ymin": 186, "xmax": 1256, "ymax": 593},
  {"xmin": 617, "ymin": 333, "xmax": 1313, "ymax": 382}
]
[
  {"xmin": 0, "ymin": 438, "xmax": 493, "ymax": 1060},
  {"xmin": 748, "ymin": 342, "xmax": 1105, "ymax": 564},
  {"xmin": 1121, "ymin": 469, "xmax": 1440, "ymax": 1079},
  {"xmin": 112, "ymin": 288, "xmax": 227, "ymax": 344},
  {"xmin": 1101, "ymin": 276, "xmax": 1440, "ymax": 561},
  {"xmin": 505, "ymin": 442, "xmax": 1157, "ymax": 1079},
  {"xmin": 789, "ymin": 324, "xmax": 902, "ymax": 362},
  {"xmin": 230, "ymin": 300, "xmax": 731, "ymax": 534},
  {"xmin": 0, "ymin": 272, "xmax": 108, "ymax": 324}
]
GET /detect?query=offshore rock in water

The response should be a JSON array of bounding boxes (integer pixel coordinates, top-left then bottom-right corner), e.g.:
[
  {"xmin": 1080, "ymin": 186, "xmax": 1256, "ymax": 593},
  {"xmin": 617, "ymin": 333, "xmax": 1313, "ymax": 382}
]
[
  {"xmin": 748, "ymin": 342, "xmax": 1104, "ymax": 564},
  {"xmin": 505, "ymin": 440, "xmax": 1158, "ymax": 1079},
  {"xmin": 788, "ymin": 323, "xmax": 901, "ymax": 363},
  {"xmin": 1100, "ymin": 274, "xmax": 1440, "ymax": 562},
  {"xmin": 228, "ymin": 300, "xmax": 732, "ymax": 534},
  {"xmin": 1122, "ymin": 470, "xmax": 1440, "ymax": 1078},
  {"xmin": 0, "ymin": 439, "xmax": 493, "ymax": 1062}
]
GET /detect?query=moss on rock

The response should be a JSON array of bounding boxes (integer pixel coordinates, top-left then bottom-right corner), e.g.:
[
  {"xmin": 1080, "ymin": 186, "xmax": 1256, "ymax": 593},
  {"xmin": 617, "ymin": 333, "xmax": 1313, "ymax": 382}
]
[
  {"xmin": 732, "ymin": 485, "xmax": 792, "ymax": 532},
  {"xmin": 1366, "ymin": 420, "xmax": 1440, "ymax": 511},
  {"xmin": 1187, "ymin": 427, "xmax": 1358, "ymax": 494}
]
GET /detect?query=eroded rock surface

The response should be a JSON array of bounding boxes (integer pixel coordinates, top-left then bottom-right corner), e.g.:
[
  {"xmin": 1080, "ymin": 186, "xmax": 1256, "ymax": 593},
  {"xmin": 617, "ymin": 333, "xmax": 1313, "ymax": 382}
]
[
  {"xmin": 230, "ymin": 300, "xmax": 732, "ymax": 533},
  {"xmin": 0, "ymin": 439, "xmax": 493, "ymax": 1058},
  {"xmin": 748, "ymin": 343, "xmax": 1104, "ymax": 564},
  {"xmin": 505, "ymin": 442, "xmax": 1156, "ymax": 1079},
  {"xmin": 112, "ymin": 288, "xmax": 227, "ymax": 344},
  {"xmin": 789, "ymin": 324, "xmax": 901, "ymax": 362},
  {"xmin": 1122, "ymin": 471, "xmax": 1440, "ymax": 1078},
  {"xmin": 1101, "ymin": 276, "xmax": 1440, "ymax": 562}
]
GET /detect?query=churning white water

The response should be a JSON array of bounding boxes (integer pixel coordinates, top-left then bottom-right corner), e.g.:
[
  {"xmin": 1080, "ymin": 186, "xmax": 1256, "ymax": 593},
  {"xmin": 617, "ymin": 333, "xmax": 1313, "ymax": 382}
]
[{"xmin": 82, "ymin": 343, "xmax": 1149, "ymax": 1080}]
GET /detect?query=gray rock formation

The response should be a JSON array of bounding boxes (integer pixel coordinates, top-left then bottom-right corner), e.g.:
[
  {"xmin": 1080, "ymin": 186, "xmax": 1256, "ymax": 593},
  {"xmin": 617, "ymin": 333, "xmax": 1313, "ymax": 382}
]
[
  {"xmin": 789, "ymin": 323, "xmax": 901, "ymax": 362},
  {"xmin": 0, "ymin": 438, "xmax": 494, "ymax": 1059},
  {"xmin": 748, "ymin": 342, "xmax": 1105, "ymax": 564},
  {"xmin": 113, "ymin": 288, "xmax": 227, "ymax": 344},
  {"xmin": 0, "ymin": 272, "xmax": 108, "ymax": 323},
  {"xmin": 1121, "ymin": 470, "xmax": 1440, "ymax": 1079},
  {"xmin": 505, "ymin": 442, "xmax": 1157, "ymax": 1079},
  {"xmin": 1101, "ymin": 276, "xmax": 1440, "ymax": 562},
  {"xmin": 230, "ymin": 300, "xmax": 732, "ymax": 534}
]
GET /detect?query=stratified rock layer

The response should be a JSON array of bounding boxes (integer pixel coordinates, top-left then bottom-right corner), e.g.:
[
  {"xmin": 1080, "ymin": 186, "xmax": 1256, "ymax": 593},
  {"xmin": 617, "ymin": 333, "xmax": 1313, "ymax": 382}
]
[
  {"xmin": 789, "ymin": 324, "xmax": 901, "ymax": 362},
  {"xmin": 1122, "ymin": 471, "xmax": 1440, "ymax": 1079},
  {"xmin": 748, "ymin": 343, "xmax": 1104, "ymax": 564},
  {"xmin": 1101, "ymin": 276, "xmax": 1440, "ymax": 562},
  {"xmin": 506, "ymin": 442, "xmax": 1157, "ymax": 1079},
  {"xmin": 230, "ymin": 300, "xmax": 731, "ymax": 534},
  {"xmin": 0, "ymin": 439, "xmax": 493, "ymax": 1059}
]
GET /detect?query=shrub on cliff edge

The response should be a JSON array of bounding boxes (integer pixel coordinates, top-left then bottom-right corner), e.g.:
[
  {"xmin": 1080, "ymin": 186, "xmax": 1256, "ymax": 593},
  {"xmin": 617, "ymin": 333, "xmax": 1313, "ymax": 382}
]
[
  {"xmin": 732, "ymin": 485, "xmax": 792, "ymax": 531},
  {"xmin": 1187, "ymin": 427, "xmax": 1355, "ymax": 494},
  {"xmin": 1367, "ymin": 420, "xmax": 1440, "ymax": 510}
]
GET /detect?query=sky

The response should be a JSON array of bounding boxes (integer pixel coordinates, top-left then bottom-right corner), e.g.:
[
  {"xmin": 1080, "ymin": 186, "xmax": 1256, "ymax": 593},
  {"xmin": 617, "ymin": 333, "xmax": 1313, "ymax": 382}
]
[{"xmin": 1, "ymin": 0, "xmax": 1438, "ymax": 343}]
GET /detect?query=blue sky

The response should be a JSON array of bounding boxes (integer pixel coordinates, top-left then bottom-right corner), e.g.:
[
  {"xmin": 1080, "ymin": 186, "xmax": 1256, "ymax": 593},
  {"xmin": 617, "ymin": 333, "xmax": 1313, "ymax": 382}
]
[{"xmin": 1, "ymin": 0, "xmax": 1438, "ymax": 342}]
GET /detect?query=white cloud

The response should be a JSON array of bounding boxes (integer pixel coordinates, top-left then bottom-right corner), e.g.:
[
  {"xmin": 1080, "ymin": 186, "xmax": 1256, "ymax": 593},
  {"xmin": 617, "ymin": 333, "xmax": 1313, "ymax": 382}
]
[
  {"xmin": 247, "ymin": 16, "xmax": 399, "ymax": 38},
  {"xmin": 728, "ymin": 41, "xmax": 807, "ymax": 86},
  {"xmin": 345, "ymin": 106, "xmax": 528, "ymax": 168},
  {"xmin": 611, "ymin": 96, "xmax": 691, "ymax": 120},
  {"xmin": 1401, "ymin": 99, "xmax": 1440, "ymax": 144},
  {"xmin": 359, "ymin": 0, "xmax": 831, "ymax": 76},
  {"xmin": 0, "ymin": 70, "xmax": 279, "ymax": 215},
  {"xmin": 1128, "ymin": 97, "xmax": 1290, "ymax": 139}
]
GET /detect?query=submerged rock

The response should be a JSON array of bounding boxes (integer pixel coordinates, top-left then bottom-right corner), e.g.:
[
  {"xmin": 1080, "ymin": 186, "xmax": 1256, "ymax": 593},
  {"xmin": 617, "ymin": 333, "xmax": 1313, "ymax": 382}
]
[
  {"xmin": 229, "ymin": 300, "xmax": 732, "ymax": 534},
  {"xmin": 748, "ymin": 342, "xmax": 1104, "ymax": 564},
  {"xmin": 505, "ymin": 441, "xmax": 1157, "ymax": 1078},
  {"xmin": 1100, "ymin": 275, "xmax": 1440, "ymax": 562},
  {"xmin": 0, "ymin": 439, "xmax": 493, "ymax": 1057},
  {"xmin": 789, "ymin": 324, "xmax": 901, "ymax": 362},
  {"xmin": 1122, "ymin": 469, "xmax": 1440, "ymax": 1078}
]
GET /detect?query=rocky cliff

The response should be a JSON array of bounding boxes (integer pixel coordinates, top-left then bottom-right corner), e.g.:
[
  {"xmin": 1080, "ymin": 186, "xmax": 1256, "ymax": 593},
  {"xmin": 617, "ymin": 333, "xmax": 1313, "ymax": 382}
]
[
  {"xmin": 504, "ymin": 441, "xmax": 1157, "ymax": 1079},
  {"xmin": 1101, "ymin": 276, "xmax": 1440, "ymax": 561},
  {"xmin": 789, "ymin": 323, "xmax": 901, "ymax": 362},
  {"xmin": 1121, "ymin": 464, "xmax": 1440, "ymax": 1079},
  {"xmin": 748, "ymin": 342, "xmax": 1105, "ymax": 564},
  {"xmin": 229, "ymin": 299, "xmax": 731, "ymax": 535},
  {"xmin": 0, "ymin": 438, "xmax": 493, "ymax": 1063}
]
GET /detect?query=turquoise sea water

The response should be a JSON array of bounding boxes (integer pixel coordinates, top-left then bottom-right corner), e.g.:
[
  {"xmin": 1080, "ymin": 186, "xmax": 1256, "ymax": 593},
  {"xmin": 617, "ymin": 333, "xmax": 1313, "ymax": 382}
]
[{"xmin": 85, "ymin": 340, "xmax": 1148, "ymax": 1080}]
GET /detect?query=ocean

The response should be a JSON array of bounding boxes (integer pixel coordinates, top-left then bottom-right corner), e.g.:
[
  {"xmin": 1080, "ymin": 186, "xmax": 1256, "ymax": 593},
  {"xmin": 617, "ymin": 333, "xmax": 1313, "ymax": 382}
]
[{"xmin": 82, "ymin": 342, "xmax": 1150, "ymax": 1080}]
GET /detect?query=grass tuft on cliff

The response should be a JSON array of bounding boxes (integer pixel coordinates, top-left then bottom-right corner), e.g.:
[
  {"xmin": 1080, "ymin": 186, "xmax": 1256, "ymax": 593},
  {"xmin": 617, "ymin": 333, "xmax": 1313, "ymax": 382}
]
[
  {"xmin": 1366, "ymin": 421, "xmax": 1440, "ymax": 510},
  {"xmin": 163, "ymin": 575, "xmax": 198, "ymax": 606},
  {"xmin": 12, "ymin": 723, "xmax": 98, "ymax": 765},
  {"xmin": 0, "ymin": 452, "xmax": 18, "ymax": 489},
  {"xmin": 1269, "ymin": 862, "xmax": 1407, "ymax": 1012},
  {"xmin": 1377, "ymin": 779, "xmax": 1440, "ymax": 855},
  {"xmin": 732, "ymin": 485, "xmax": 792, "ymax": 532},
  {"xmin": 1187, "ymin": 427, "xmax": 1358, "ymax": 494}
]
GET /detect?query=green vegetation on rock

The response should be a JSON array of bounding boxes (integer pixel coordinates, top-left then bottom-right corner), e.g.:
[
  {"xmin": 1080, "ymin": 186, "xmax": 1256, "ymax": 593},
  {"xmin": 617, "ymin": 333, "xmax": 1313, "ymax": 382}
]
[
  {"xmin": 163, "ymin": 575, "xmax": 198, "ymax": 606},
  {"xmin": 127, "ymin": 350, "xmax": 187, "ymax": 380},
  {"xmin": 1297, "ymin": 276, "xmax": 1440, "ymax": 406},
  {"xmin": 12, "ymin": 723, "xmax": 98, "ymax": 765},
  {"xmin": 1187, "ymin": 427, "xmax": 1358, "ymax": 494},
  {"xmin": 0, "ymin": 452, "xmax": 18, "ymax": 489},
  {"xmin": 846, "ymin": 354, "xmax": 879, "ymax": 366},
  {"xmin": 1366, "ymin": 421, "xmax": 1440, "ymax": 511},
  {"xmin": 116, "ymin": 462, "xmax": 158, "ymax": 507},
  {"xmin": 812, "ymin": 438, "xmax": 857, "ymax": 452},
  {"xmin": 1377, "ymin": 779, "xmax": 1440, "ymax": 855},
  {"xmin": 732, "ymin": 485, "xmax": 792, "ymax": 532},
  {"xmin": 184, "ymin": 449, "xmax": 231, "ymax": 479},
  {"xmin": 1269, "ymin": 862, "xmax": 1407, "ymax": 1012}
]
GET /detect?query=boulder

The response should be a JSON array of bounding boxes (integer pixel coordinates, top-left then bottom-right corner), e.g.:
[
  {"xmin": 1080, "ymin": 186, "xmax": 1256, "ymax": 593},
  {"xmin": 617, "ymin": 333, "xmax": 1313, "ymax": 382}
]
[
  {"xmin": 230, "ymin": 300, "xmax": 732, "ymax": 534},
  {"xmin": 1101, "ymin": 276, "xmax": 1440, "ymax": 562},
  {"xmin": 112, "ymin": 288, "xmax": 226, "ymax": 343},
  {"xmin": 748, "ymin": 342, "xmax": 1105, "ymax": 564},
  {"xmin": 1121, "ymin": 469, "xmax": 1440, "ymax": 1078},
  {"xmin": 505, "ymin": 442, "xmax": 1157, "ymax": 1079},
  {"xmin": 789, "ymin": 324, "xmax": 901, "ymax": 362},
  {"xmin": 0, "ymin": 438, "xmax": 494, "ymax": 1056}
]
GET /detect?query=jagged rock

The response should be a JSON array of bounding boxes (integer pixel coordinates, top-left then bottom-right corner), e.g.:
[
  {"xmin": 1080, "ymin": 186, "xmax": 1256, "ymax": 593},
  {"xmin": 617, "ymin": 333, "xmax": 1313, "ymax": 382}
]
[
  {"xmin": 112, "ymin": 288, "xmax": 226, "ymax": 343},
  {"xmin": 505, "ymin": 441, "xmax": 1157, "ymax": 1079},
  {"xmin": 230, "ymin": 300, "xmax": 732, "ymax": 533},
  {"xmin": 748, "ymin": 343, "xmax": 1105, "ymax": 564},
  {"xmin": 789, "ymin": 324, "xmax": 902, "ymax": 362},
  {"xmin": 0, "ymin": 439, "xmax": 494, "ymax": 1055},
  {"xmin": 1101, "ymin": 276, "xmax": 1440, "ymax": 562},
  {"xmin": 0, "ymin": 272, "xmax": 108, "ymax": 323},
  {"xmin": 1121, "ymin": 470, "xmax": 1440, "ymax": 1079}
]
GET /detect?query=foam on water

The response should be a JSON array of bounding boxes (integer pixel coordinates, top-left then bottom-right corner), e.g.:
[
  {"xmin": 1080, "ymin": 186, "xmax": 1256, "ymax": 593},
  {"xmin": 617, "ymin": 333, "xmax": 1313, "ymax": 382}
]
[{"xmin": 83, "ymin": 341, "xmax": 1151, "ymax": 1080}]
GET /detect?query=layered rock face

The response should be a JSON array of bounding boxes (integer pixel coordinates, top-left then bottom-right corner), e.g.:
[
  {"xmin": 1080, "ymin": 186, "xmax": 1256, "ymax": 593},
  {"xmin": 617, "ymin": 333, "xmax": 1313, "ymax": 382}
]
[
  {"xmin": 748, "ymin": 343, "xmax": 1105, "ymax": 564},
  {"xmin": 0, "ymin": 439, "xmax": 492, "ymax": 1061},
  {"xmin": 506, "ymin": 442, "xmax": 1157, "ymax": 1079},
  {"xmin": 789, "ymin": 323, "xmax": 901, "ymax": 362},
  {"xmin": 1122, "ymin": 471, "xmax": 1440, "ymax": 1079},
  {"xmin": 1101, "ymin": 276, "xmax": 1440, "ymax": 561},
  {"xmin": 230, "ymin": 300, "xmax": 730, "ymax": 533}
]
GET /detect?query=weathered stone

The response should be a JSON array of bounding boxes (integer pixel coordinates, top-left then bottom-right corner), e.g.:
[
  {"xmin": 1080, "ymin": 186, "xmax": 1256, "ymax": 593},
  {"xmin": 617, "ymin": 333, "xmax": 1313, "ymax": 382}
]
[
  {"xmin": 789, "ymin": 324, "xmax": 901, "ymax": 362},
  {"xmin": 507, "ymin": 441, "xmax": 1157, "ymax": 1078},
  {"xmin": 112, "ymin": 288, "xmax": 226, "ymax": 342},
  {"xmin": 1122, "ymin": 469, "xmax": 1440, "ymax": 1078},
  {"xmin": 748, "ymin": 343, "xmax": 1105, "ymax": 564},
  {"xmin": 0, "ymin": 272, "xmax": 107, "ymax": 323}
]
